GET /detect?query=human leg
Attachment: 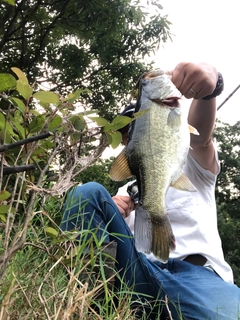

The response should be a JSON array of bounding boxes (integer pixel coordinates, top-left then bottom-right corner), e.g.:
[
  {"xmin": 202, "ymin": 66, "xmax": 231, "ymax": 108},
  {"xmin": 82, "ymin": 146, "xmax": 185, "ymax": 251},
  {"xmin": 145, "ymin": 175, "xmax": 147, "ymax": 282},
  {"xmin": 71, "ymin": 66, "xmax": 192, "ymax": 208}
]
[
  {"xmin": 146, "ymin": 257, "xmax": 240, "ymax": 320},
  {"xmin": 61, "ymin": 182, "xmax": 240, "ymax": 319},
  {"xmin": 60, "ymin": 182, "xmax": 159, "ymax": 299}
]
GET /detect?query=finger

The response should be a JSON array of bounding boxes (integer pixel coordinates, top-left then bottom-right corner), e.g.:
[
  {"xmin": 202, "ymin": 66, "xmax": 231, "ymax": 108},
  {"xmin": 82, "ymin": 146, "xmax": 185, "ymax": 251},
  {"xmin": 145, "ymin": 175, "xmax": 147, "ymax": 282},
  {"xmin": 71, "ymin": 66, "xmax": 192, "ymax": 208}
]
[
  {"xmin": 185, "ymin": 86, "xmax": 202, "ymax": 99},
  {"xmin": 191, "ymin": 88, "xmax": 204, "ymax": 100},
  {"xmin": 172, "ymin": 62, "xmax": 200, "ymax": 95},
  {"xmin": 171, "ymin": 66, "xmax": 185, "ymax": 90}
]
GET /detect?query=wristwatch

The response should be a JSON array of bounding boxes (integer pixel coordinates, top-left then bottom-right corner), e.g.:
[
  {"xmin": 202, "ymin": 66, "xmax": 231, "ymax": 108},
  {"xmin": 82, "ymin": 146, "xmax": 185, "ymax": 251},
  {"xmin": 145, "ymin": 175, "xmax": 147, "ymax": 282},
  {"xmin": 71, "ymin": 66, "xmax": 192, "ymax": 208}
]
[{"xmin": 202, "ymin": 72, "xmax": 224, "ymax": 100}]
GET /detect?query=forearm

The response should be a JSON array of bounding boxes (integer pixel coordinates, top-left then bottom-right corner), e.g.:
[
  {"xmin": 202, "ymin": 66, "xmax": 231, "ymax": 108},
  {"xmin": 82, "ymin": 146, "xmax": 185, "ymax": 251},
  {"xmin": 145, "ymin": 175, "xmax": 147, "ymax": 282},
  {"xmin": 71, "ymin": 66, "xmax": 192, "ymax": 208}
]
[
  {"xmin": 188, "ymin": 98, "xmax": 218, "ymax": 173},
  {"xmin": 188, "ymin": 98, "xmax": 217, "ymax": 148}
]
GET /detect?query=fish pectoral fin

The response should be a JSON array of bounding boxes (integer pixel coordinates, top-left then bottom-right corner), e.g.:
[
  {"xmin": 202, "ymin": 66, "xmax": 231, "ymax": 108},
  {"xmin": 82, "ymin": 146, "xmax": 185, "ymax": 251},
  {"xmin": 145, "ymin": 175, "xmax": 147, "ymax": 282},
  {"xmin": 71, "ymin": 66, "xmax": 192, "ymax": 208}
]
[
  {"xmin": 188, "ymin": 124, "xmax": 199, "ymax": 135},
  {"xmin": 167, "ymin": 108, "xmax": 181, "ymax": 127},
  {"xmin": 171, "ymin": 172, "xmax": 196, "ymax": 191},
  {"xmin": 109, "ymin": 147, "xmax": 133, "ymax": 181}
]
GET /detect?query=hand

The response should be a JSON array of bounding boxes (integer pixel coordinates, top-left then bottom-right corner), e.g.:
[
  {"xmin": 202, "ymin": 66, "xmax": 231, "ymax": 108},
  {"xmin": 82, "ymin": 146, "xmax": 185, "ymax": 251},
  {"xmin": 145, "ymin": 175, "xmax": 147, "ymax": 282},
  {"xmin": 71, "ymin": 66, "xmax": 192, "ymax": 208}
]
[
  {"xmin": 112, "ymin": 195, "xmax": 135, "ymax": 218},
  {"xmin": 171, "ymin": 62, "xmax": 218, "ymax": 100}
]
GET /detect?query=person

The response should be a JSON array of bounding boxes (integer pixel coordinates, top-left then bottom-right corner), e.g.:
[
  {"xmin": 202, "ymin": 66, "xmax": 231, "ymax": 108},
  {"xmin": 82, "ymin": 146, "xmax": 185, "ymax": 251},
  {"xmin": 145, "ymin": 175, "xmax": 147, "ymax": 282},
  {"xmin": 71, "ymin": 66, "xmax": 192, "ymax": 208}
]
[{"xmin": 60, "ymin": 62, "xmax": 240, "ymax": 320}]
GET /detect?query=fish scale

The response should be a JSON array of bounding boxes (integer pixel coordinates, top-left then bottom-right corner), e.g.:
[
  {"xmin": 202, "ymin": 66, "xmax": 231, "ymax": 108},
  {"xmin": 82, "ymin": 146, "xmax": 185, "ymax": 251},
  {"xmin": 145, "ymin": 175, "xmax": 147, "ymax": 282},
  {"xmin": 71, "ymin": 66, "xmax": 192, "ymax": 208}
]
[{"xmin": 110, "ymin": 69, "xmax": 198, "ymax": 262}]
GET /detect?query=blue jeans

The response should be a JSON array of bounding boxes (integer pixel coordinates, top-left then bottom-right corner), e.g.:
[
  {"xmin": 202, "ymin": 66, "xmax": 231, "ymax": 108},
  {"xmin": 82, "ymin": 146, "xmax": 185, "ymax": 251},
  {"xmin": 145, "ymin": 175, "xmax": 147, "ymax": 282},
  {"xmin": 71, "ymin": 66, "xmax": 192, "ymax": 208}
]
[{"xmin": 60, "ymin": 182, "xmax": 240, "ymax": 320}]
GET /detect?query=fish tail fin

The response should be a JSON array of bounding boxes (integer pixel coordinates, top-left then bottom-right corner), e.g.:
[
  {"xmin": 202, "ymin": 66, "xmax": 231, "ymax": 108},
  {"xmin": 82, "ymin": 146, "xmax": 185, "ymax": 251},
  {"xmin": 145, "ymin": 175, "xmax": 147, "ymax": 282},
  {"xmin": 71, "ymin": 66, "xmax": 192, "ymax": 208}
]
[
  {"xmin": 134, "ymin": 206, "xmax": 153, "ymax": 254},
  {"xmin": 134, "ymin": 207, "xmax": 175, "ymax": 262},
  {"xmin": 151, "ymin": 214, "xmax": 176, "ymax": 262}
]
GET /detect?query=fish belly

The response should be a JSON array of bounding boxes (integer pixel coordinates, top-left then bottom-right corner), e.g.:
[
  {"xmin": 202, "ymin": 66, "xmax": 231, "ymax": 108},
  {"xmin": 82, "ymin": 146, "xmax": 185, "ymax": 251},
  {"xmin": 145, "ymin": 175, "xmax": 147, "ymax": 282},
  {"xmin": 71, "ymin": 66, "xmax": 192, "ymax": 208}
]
[{"xmin": 127, "ymin": 100, "xmax": 189, "ymax": 261}]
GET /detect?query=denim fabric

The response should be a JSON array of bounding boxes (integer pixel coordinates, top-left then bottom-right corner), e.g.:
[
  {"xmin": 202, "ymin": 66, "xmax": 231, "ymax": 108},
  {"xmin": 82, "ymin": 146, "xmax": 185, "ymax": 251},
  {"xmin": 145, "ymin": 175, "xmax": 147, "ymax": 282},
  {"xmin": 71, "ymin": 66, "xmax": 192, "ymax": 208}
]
[{"xmin": 60, "ymin": 182, "xmax": 240, "ymax": 320}]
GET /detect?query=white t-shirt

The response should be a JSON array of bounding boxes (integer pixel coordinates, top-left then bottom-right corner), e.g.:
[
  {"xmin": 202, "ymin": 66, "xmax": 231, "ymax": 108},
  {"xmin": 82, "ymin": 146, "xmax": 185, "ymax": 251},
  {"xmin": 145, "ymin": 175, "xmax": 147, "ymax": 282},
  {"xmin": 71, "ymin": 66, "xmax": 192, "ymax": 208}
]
[{"xmin": 116, "ymin": 150, "xmax": 234, "ymax": 284}]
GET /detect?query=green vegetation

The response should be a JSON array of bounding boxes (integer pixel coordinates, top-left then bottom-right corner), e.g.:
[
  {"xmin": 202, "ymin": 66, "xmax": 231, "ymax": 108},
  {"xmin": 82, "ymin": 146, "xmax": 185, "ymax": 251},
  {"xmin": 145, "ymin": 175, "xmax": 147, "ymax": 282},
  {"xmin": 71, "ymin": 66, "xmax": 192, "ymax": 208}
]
[
  {"xmin": 214, "ymin": 120, "xmax": 240, "ymax": 287},
  {"xmin": 0, "ymin": 0, "xmax": 171, "ymax": 120},
  {"xmin": 0, "ymin": 0, "xmax": 240, "ymax": 318},
  {"xmin": 0, "ymin": 0, "xmax": 173, "ymax": 318},
  {"xmin": 0, "ymin": 191, "xmax": 177, "ymax": 319}
]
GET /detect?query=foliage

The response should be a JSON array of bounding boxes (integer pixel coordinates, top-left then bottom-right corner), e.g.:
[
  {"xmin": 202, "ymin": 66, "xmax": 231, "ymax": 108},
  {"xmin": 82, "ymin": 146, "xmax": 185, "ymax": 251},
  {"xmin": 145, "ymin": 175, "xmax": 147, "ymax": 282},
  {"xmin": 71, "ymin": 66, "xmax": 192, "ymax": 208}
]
[
  {"xmin": 0, "ymin": 191, "xmax": 176, "ymax": 319},
  {"xmin": 214, "ymin": 120, "xmax": 240, "ymax": 286},
  {"xmin": 0, "ymin": 0, "xmax": 173, "ymax": 317},
  {"xmin": 0, "ymin": 214, "xmax": 138, "ymax": 319},
  {"xmin": 0, "ymin": 68, "xmax": 138, "ymax": 279},
  {"xmin": 0, "ymin": 0, "xmax": 172, "ymax": 120},
  {"xmin": 0, "ymin": 0, "xmax": 173, "ymax": 315}
]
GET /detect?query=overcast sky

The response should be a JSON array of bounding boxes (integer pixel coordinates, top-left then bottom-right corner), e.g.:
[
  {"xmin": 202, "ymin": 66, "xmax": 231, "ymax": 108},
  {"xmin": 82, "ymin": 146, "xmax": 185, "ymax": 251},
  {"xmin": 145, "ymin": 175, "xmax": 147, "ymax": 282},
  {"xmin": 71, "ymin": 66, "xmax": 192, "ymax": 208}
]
[{"xmin": 153, "ymin": 0, "xmax": 240, "ymax": 124}]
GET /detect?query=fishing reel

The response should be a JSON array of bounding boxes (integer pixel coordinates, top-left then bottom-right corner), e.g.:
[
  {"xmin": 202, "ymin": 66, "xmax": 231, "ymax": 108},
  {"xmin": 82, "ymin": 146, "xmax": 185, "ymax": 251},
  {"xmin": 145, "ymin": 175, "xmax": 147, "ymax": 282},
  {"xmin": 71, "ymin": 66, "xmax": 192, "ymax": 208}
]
[{"xmin": 127, "ymin": 181, "xmax": 139, "ymax": 204}]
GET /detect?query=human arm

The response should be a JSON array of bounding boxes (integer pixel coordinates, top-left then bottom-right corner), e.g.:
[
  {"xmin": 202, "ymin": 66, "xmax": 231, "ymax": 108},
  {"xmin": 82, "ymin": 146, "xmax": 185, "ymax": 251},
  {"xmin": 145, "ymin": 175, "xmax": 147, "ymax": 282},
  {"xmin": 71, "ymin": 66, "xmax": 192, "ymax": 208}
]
[
  {"xmin": 171, "ymin": 62, "xmax": 219, "ymax": 174},
  {"xmin": 112, "ymin": 195, "xmax": 135, "ymax": 218}
]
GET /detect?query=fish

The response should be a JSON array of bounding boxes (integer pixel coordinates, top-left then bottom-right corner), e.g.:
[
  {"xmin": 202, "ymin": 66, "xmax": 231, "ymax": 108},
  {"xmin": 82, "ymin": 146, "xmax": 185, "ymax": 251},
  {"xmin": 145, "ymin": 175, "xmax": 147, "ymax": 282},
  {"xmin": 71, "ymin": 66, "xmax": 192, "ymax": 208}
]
[{"xmin": 110, "ymin": 69, "xmax": 198, "ymax": 262}]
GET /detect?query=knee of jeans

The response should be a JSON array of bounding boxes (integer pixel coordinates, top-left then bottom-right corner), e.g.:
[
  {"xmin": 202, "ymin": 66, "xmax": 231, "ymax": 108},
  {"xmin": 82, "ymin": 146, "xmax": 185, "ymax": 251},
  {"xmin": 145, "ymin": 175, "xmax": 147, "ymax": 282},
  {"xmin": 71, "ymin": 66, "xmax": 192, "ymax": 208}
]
[
  {"xmin": 73, "ymin": 182, "xmax": 107, "ymax": 198},
  {"xmin": 62, "ymin": 182, "xmax": 106, "ymax": 229}
]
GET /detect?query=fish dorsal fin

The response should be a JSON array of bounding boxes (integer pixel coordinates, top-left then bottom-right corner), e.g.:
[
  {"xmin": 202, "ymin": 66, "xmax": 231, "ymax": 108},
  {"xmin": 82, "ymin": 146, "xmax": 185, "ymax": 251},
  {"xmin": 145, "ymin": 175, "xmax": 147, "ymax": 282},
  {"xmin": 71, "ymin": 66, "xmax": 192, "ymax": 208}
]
[
  {"xmin": 171, "ymin": 172, "xmax": 196, "ymax": 191},
  {"xmin": 109, "ymin": 147, "xmax": 133, "ymax": 181},
  {"xmin": 188, "ymin": 124, "xmax": 199, "ymax": 135}
]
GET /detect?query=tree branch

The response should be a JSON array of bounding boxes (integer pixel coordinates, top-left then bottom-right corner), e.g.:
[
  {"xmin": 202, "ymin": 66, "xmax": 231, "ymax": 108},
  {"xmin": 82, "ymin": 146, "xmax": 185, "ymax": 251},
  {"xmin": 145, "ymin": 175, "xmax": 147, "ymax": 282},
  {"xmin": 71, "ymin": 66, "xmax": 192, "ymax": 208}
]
[
  {"xmin": 0, "ymin": 132, "xmax": 52, "ymax": 153},
  {"xmin": 3, "ymin": 164, "xmax": 35, "ymax": 175}
]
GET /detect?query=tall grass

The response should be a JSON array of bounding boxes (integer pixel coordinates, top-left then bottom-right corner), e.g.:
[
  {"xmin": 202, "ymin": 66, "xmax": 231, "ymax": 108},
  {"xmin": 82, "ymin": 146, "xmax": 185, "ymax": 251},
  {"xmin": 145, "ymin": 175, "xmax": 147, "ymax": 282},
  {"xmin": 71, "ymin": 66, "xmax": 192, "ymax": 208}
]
[
  {"xmin": 0, "ymin": 193, "xmax": 175, "ymax": 320},
  {"xmin": 0, "ymin": 231, "xmax": 136, "ymax": 319}
]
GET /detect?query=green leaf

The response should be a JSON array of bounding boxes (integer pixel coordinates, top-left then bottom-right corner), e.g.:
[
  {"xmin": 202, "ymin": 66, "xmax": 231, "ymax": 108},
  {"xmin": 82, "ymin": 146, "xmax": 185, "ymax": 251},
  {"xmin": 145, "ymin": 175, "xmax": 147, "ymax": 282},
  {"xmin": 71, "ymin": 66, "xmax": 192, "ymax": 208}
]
[
  {"xmin": 109, "ymin": 131, "xmax": 122, "ymax": 149},
  {"xmin": 0, "ymin": 190, "xmax": 11, "ymax": 201},
  {"xmin": 70, "ymin": 132, "xmax": 80, "ymax": 144},
  {"xmin": 37, "ymin": 139, "xmax": 55, "ymax": 151},
  {"xmin": 133, "ymin": 109, "xmax": 149, "ymax": 119},
  {"xmin": 89, "ymin": 116, "xmax": 109, "ymax": 127},
  {"xmin": 9, "ymin": 112, "xmax": 25, "ymax": 137},
  {"xmin": 64, "ymin": 88, "xmax": 91, "ymax": 104},
  {"xmin": 106, "ymin": 132, "xmax": 113, "ymax": 145},
  {"xmin": 104, "ymin": 110, "xmax": 148, "ymax": 132},
  {"xmin": 16, "ymin": 79, "xmax": 33, "ymax": 100},
  {"xmin": 8, "ymin": 97, "xmax": 26, "ymax": 113},
  {"xmin": 64, "ymin": 88, "xmax": 82, "ymax": 103},
  {"xmin": 104, "ymin": 115, "xmax": 132, "ymax": 132},
  {"xmin": 70, "ymin": 115, "xmax": 86, "ymax": 131},
  {"xmin": 28, "ymin": 115, "xmax": 45, "ymax": 133},
  {"xmin": 30, "ymin": 109, "xmax": 41, "ymax": 116},
  {"xmin": 2, "ymin": 0, "xmax": 15, "ymax": 5},
  {"xmin": 45, "ymin": 227, "xmax": 59, "ymax": 237},
  {"xmin": 11, "ymin": 67, "xmax": 28, "ymax": 84},
  {"xmin": 47, "ymin": 114, "xmax": 62, "ymax": 131},
  {"xmin": 33, "ymin": 91, "xmax": 59, "ymax": 104},
  {"xmin": 0, "ymin": 205, "xmax": 10, "ymax": 214},
  {"xmin": 0, "ymin": 112, "xmax": 17, "ymax": 140},
  {"xmin": 0, "ymin": 73, "xmax": 16, "ymax": 92},
  {"xmin": 0, "ymin": 214, "xmax": 6, "ymax": 222}
]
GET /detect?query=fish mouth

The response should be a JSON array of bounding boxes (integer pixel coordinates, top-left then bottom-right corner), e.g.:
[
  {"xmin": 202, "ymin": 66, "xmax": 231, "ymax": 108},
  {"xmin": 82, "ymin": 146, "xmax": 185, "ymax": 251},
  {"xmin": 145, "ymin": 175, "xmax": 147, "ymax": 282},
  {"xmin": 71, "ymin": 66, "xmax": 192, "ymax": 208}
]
[{"xmin": 151, "ymin": 97, "xmax": 180, "ymax": 108}]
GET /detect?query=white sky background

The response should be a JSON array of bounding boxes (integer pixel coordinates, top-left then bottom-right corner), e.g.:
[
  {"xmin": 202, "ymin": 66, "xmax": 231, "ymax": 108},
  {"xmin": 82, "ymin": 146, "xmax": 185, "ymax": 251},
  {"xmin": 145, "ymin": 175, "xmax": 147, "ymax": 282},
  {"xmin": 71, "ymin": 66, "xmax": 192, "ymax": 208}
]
[
  {"xmin": 153, "ymin": 0, "xmax": 240, "ymax": 124},
  {"xmin": 102, "ymin": 0, "xmax": 240, "ymax": 158}
]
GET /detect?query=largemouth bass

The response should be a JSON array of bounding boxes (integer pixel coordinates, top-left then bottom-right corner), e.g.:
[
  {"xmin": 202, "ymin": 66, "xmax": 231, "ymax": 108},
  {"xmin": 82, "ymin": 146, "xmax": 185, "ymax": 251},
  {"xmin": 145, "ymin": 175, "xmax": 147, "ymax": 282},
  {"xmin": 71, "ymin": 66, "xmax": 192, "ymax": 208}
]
[{"xmin": 110, "ymin": 69, "xmax": 198, "ymax": 261}]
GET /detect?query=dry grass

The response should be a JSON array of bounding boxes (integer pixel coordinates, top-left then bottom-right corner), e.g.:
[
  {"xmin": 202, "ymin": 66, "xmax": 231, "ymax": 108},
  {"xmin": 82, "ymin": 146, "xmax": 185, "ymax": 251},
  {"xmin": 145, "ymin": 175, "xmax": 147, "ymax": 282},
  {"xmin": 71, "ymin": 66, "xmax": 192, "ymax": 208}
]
[
  {"xmin": 0, "ymin": 238, "xmax": 149, "ymax": 320},
  {"xmin": 0, "ymin": 197, "xmax": 177, "ymax": 320}
]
